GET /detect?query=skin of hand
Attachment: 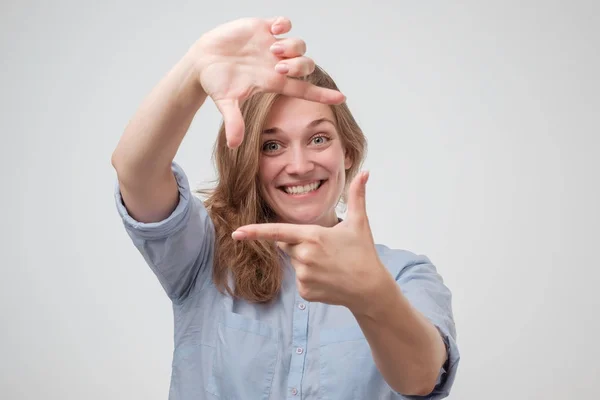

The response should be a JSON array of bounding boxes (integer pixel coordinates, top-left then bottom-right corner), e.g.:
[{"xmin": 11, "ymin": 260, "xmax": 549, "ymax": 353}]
[
  {"xmin": 232, "ymin": 171, "xmax": 390, "ymax": 315},
  {"xmin": 191, "ymin": 16, "xmax": 346, "ymax": 148}
]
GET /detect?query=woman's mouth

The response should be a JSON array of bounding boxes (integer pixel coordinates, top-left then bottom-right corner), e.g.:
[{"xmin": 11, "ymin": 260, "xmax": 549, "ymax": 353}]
[{"xmin": 278, "ymin": 180, "xmax": 326, "ymax": 196}]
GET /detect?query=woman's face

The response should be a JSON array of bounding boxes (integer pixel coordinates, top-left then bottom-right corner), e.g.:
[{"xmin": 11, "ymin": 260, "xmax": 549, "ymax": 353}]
[{"xmin": 258, "ymin": 96, "xmax": 352, "ymax": 227}]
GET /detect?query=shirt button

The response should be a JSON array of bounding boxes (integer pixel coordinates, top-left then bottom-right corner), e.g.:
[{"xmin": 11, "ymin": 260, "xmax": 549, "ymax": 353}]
[
  {"xmin": 291, "ymin": 388, "xmax": 298, "ymax": 396},
  {"xmin": 298, "ymin": 303, "xmax": 306, "ymax": 310},
  {"xmin": 296, "ymin": 347, "xmax": 303, "ymax": 354}
]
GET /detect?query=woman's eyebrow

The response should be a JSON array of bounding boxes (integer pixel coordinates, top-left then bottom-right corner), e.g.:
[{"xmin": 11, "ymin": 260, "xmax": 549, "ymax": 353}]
[{"xmin": 263, "ymin": 118, "xmax": 335, "ymax": 134}]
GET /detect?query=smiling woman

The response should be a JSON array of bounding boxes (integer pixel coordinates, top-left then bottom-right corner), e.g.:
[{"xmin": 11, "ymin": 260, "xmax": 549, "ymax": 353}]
[{"xmin": 111, "ymin": 16, "xmax": 459, "ymax": 400}]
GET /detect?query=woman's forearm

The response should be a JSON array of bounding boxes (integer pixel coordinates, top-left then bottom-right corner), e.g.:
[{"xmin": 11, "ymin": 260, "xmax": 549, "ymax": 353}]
[
  {"xmin": 111, "ymin": 51, "xmax": 207, "ymax": 186},
  {"xmin": 111, "ymin": 48, "xmax": 209, "ymax": 222},
  {"xmin": 351, "ymin": 268, "xmax": 447, "ymax": 396}
]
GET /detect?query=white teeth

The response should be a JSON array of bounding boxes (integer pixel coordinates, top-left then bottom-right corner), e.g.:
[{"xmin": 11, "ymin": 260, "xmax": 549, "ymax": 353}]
[{"xmin": 284, "ymin": 181, "xmax": 321, "ymax": 195}]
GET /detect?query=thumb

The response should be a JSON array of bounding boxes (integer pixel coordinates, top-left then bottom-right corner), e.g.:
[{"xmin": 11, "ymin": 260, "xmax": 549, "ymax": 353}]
[
  {"xmin": 215, "ymin": 98, "xmax": 245, "ymax": 148},
  {"xmin": 346, "ymin": 171, "xmax": 369, "ymax": 222}
]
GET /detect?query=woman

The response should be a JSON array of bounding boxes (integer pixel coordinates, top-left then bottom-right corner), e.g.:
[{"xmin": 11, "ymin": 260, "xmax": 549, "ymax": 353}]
[{"xmin": 112, "ymin": 16, "xmax": 459, "ymax": 400}]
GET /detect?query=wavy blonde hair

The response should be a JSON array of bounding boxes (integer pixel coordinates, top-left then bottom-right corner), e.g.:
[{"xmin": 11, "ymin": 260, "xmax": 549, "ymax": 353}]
[{"xmin": 200, "ymin": 66, "xmax": 367, "ymax": 303}]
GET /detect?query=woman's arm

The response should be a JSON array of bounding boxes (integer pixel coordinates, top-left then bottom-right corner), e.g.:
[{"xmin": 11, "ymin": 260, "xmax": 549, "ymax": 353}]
[
  {"xmin": 352, "ymin": 270, "xmax": 448, "ymax": 396},
  {"xmin": 111, "ymin": 52, "xmax": 207, "ymax": 223}
]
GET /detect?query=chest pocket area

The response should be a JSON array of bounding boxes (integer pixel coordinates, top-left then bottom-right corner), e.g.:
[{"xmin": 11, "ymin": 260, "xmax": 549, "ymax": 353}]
[
  {"xmin": 209, "ymin": 309, "xmax": 279, "ymax": 400},
  {"xmin": 319, "ymin": 325, "xmax": 385, "ymax": 400}
]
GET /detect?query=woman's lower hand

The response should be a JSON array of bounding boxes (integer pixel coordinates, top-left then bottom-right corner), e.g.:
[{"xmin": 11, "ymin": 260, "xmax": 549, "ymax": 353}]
[{"xmin": 231, "ymin": 172, "xmax": 392, "ymax": 315}]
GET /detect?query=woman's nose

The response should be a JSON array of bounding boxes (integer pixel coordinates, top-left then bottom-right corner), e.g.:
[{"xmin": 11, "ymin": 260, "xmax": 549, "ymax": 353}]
[{"xmin": 285, "ymin": 148, "xmax": 315, "ymax": 176}]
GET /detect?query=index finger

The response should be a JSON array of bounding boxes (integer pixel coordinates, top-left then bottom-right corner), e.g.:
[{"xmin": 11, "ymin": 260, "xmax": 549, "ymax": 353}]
[
  {"xmin": 232, "ymin": 223, "xmax": 313, "ymax": 243},
  {"xmin": 281, "ymin": 78, "xmax": 346, "ymax": 105}
]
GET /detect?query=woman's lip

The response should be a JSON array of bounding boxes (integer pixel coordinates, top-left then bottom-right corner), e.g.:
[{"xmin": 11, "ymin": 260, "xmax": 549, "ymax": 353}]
[
  {"xmin": 278, "ymin": 179, "xmax": 326, "ymax": 189},
  {"xmin": 277, "ymin": 179, "xmax": 327, "ymax": 196}
]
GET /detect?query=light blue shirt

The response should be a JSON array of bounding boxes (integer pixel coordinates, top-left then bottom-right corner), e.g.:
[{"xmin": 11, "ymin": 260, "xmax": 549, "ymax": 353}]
[{"xmin": 114, "ymin": 162, "xmax": 460, "ymax": 400}]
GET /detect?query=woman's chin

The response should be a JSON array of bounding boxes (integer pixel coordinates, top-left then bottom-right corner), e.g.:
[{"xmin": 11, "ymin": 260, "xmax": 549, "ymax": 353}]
[{"xmin": 275, "ymin": 206, "xmax": 337, "ymax": 226}]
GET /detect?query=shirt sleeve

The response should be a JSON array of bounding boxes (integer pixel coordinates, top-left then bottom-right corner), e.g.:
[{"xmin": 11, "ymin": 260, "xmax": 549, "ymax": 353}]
[
  {"xmin": 393, "ymin": 252, "xmax": 460, "ymax": 399},
  {"xmin": 114, "ymin": 162, "xmax": 215, "ymax": 304}
]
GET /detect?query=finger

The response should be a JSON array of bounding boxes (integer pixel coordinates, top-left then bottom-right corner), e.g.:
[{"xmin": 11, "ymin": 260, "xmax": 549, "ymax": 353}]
[
  {"xmin": 280, "ymin": 243, "xmax": 316, "ymax": 266},
  {"xmin": 276, "ymin": 241, "xmax": 305, "ymax": 264},
  {"xmin": 267, "ymin": 16, "xmax": 292, "ymax": 35},
  {"xmin": 346, "ymin": 171, "xmax": 370, "ymax": 222},
  {"xmin": 270, "ymin": 37, "xmax": 307, "ymax": 58},
  {"xmin": 278, "ymin": 77, "xmax": 346, "ymax": 105},
  {"xmin": 274, "ymin": 55, "xmax": 315, "ymax": 77},
  {"xmin": 232, "ymin": 223, "xmax": 312, "ymax": 244},
  {"xmin": 214, "ymin": 98, "xmax": 244, "ymax": 148},
  {"xmin": 276, "ymin": 241, "xmax": 294, "ymax": 256}
]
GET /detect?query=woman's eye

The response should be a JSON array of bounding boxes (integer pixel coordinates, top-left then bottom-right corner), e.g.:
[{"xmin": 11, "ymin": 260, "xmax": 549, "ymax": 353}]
[
  {"xmin": 312, "ymin": 135, "xmax": 330, "ymax": 145},
  {"xmin": 263, "ymin": 142, "xmax": 280, "ymax": 152}
]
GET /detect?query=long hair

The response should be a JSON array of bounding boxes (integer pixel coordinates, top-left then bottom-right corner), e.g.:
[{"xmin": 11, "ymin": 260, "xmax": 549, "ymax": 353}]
[{"xmin": 199, "ymin": 66, "xmax": 367, "ymax": 303}]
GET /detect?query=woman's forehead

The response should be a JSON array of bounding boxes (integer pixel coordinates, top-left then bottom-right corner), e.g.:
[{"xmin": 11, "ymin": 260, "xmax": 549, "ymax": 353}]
[{"xmin": 264, "ymin": 96, "xmax": 335, "ymax": 131}]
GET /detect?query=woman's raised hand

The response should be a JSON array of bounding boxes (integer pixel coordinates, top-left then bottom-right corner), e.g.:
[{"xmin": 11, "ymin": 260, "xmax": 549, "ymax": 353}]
[{"xmin": 190, "ymin": 17, "xmax": 345, "ymax": 148}]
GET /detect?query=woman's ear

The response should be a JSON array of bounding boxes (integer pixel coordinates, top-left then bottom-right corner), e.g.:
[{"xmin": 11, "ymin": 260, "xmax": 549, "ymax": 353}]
[{"xmin": 344, "ymin": 149, "xmax": 353, "ymax": 170}]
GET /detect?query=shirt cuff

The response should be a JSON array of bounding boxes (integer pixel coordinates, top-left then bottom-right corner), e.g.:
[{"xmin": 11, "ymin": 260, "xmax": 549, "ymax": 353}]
[{"xmin": 114, "ymin": 161, "xmax": 193, "ymax": 240}]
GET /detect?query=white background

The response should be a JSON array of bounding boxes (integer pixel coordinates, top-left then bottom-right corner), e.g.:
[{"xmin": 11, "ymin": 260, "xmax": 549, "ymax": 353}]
[{"xmin": 2, "ymin": 1, "xmax": 599, "ymax": 399}]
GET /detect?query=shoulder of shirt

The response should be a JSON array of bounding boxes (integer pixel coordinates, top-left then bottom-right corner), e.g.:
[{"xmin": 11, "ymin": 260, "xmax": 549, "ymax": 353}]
[{"xmin": 374, "ymin": 244, "xmax": 434, "ymax": 280}]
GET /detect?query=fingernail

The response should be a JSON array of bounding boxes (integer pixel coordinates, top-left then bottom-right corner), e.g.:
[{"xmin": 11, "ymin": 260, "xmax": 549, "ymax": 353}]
[
  {"xmin": 270, "ymin": 43, "xmax": 284, "ymax": 54},
  {"xmin": 275, "ymin": 63, "xmax": 289, "ymax": 73},
  {"xmin": 272, "ymin": 17, "xmax": 284, "ymax": 33},
  {"xmin": 232, "ymin": 231, "xmax": 246, "ymax": 240}
]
